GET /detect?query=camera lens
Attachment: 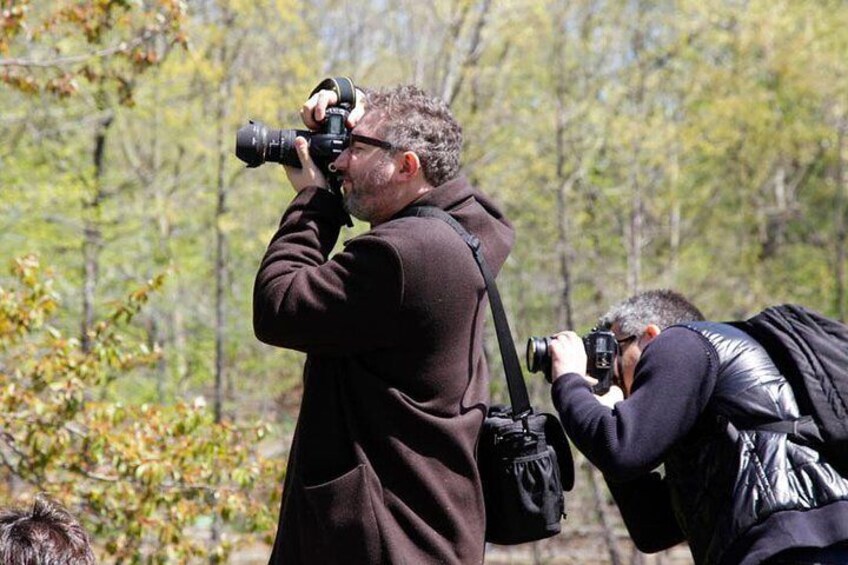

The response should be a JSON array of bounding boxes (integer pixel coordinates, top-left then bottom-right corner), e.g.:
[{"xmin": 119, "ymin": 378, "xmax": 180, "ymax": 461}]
[
  {"xmin": 235, "ymin": 120, "xmax": 268, "ymax": 168},
  {"xmin": 235, "ymin": 121, "xmax": 308, "ymax": 169},
  {"xmin": 526, "ymin": 336, "xmax": 551, "ymax": 374}
]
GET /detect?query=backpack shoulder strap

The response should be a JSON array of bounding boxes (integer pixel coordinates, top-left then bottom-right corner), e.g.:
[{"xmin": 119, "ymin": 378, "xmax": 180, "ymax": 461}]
[{"xmin": 751, "ymin": 415, "xmax": 824, "ymax": 445}]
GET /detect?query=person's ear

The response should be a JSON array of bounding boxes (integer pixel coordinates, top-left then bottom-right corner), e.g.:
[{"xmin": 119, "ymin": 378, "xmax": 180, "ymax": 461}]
[
  {"xmin": 642, "ymin": 323, "xmax": 662, "ymax": 345},
  {"xmin": 396, "ymin": 151, "xmax": 421, "ymax": 181}
]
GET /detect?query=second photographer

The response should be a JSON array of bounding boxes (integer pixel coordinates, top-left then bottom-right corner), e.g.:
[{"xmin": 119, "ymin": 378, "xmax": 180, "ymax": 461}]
[{"xmin": 546, "ymin": 289, "xmax": 848, "ymax": 565}]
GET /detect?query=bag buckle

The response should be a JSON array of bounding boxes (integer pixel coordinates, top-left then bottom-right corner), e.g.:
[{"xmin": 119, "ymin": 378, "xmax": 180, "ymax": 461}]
[{"xmin": 519, "ymin": 413, "xmax": 534, "ymax": 436}]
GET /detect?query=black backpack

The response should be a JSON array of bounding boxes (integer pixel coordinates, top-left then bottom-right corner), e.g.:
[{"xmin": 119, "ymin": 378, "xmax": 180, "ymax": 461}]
[{"xmin": 731, "ymin": 304, "xmax": 848, "ymax": 475}]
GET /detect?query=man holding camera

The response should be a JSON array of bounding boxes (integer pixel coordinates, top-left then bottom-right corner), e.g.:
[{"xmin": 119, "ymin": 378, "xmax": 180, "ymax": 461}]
[
  {"xmin": 549, "ymin": 289, "xmax": 848, "ymax": 565},
  {"xmin": 253, "ymin": 83, "xmax": 514, "ymax": 564}
]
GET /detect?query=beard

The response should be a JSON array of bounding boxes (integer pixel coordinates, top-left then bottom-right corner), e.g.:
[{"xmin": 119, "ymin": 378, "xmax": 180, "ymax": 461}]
[{"xmin": 342, "ymin": 160, "xmax": 394, "ymax": 222}]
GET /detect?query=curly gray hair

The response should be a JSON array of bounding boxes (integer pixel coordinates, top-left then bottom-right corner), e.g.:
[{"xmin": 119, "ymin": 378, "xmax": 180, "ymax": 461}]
[{"xmin": 362, "ymin": 85, "xmax": 462, "ymax": 187}]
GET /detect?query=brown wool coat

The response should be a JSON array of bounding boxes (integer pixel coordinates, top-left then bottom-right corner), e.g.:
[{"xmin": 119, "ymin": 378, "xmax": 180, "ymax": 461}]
[{"xmin": 254, "ymin": 177, "xmax": 514, "ymax": 564}]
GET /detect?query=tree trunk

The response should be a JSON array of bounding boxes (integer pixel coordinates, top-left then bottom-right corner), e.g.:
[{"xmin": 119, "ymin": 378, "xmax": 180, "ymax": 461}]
[
  {"xmin": 171, "ymin": 146, "xmax": 189, "ymax": 386},
  {"xmin": 81, "ymin": 109, "xmax": 114, "ymax": 353},
  {"xmin": 586, "ymin": 462, "xmax": 623, "ymax": 565},
  {"xmin": 554, "ymin": 0, "xmax": 575, "ymax": 330},
  {"xmin": 208, "ymin": 6, "xmax": 237, "ymax": 556},
  {"xmin": 213, "ymin": 47, "xmax": 232, "ymax": 425},
  {"xmin": 763, "ymin": 164, "xmax": 787, "ymax": 258},
  {"xmin": 628, "ymin": 172, "xmax": 644, "ymax": 295},
  {"xmin": 669, "ymin": 200, "xmax": 681, "ymax": 284},
  {"xmin": 150, "ymin": 77, "xmax": 167, "ymax": 402},
  {"xmin": 836, "ymin": 120, "xmax": 847, "ymax": 322},
  {"xmin": 147, "ymin": 317, "xmax": 165, "ymax": 401},
  {"xmin": 440, "ymin": 0, "xmax": 492, "ymax": 107},
  {"xmin": 668, "ymin": 138, "xmax": 681, "ymax": 285},
  {"xmin": 626, "ymin": 4, "xmax": 647, "ymax": 296}
]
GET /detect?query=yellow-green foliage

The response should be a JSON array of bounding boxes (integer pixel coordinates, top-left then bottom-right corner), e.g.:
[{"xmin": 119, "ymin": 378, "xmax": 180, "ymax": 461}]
[
  {"xmin": 0, "ymin": 256, "xmax": 280, "ymax": 562},
  {"xmin": 5, "ymin": 0, "xmax": 848, "ymax": 556}
]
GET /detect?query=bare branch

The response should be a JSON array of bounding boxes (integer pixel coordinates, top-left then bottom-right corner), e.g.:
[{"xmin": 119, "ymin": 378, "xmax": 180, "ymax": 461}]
[
  {"xmin": 0, "ymin": 28, "xmax": 159, "ymax": 69},
  {"xmin": 446, "ymin": 0, "xmax": 493, "ymax": 106}
]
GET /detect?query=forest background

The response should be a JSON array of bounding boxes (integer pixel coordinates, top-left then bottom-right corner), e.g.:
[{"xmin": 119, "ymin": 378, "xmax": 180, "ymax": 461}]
[{"xmin": 2, "ymin": 0, "xmax": 847, "ymax": 563}]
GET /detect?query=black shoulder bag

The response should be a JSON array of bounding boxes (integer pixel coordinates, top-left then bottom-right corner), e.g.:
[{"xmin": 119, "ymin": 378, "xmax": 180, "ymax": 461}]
[{"xmin": 402, "ymin": 206, "xmax": 574, "ymax": 545}]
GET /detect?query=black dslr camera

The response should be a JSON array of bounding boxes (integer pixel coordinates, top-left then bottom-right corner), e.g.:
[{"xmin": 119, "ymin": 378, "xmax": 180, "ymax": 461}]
[
  {"xmin": 234, "ymin": 108, "xmax": 349, "ymax": 173},
  {"xmin": 526, "ymin": 328, "xmax": 618, "ymax": 394},
  {"xmin": 234, "ymin": 77, "xmax": 357, "ymax": 206}
]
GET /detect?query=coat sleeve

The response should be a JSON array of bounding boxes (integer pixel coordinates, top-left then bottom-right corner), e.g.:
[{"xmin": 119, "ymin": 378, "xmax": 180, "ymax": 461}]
[
  {"xmin": 551, "ymin": 327, "xmax": 718, "ymax": 481},
  {"xmin": 253, "ymin": 187, "xmax": 403, "ymax": 355},
  {"xmin": 607, "ymin": 470, "xmax": 686, "ymax": 552}
]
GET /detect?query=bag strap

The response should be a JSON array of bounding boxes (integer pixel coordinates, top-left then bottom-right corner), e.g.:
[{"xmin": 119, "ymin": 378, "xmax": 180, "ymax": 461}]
[
  {"xmin": 399, "ymin": 205, "xmax": 532, "ymax": 420},
  {"xmin": 728, "ymin": 318, "xmax": 828, "ymax": 447},
  {"xmin": 753, "ymin": 415, "xmax": 824, "ymax": 444}
]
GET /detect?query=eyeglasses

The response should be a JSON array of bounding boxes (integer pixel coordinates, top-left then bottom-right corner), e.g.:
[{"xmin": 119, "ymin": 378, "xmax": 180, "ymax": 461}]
[
  {"xmin": 612, "ymin": 335, "xmax": 636, "ymax": 390},
  {"xmin": 350, "ymin": 133, "xmax": 397, "ymax": 152},
  {"xmin": 615, "ymin": 335, "xmax": 637, "ymax": 349}
]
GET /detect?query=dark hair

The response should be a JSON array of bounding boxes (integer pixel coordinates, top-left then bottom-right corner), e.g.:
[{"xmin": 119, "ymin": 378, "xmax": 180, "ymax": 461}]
[
  {"xmin": 0, "ymin": 495, "xmax": 95, "ymax": 565},
  {"xmin": 599, "ymin": 289, "xmax": 705, "ymax": 337},
  {"xmin": 363, "ymin": 85, "xmax": 462, "ymax": 187}
]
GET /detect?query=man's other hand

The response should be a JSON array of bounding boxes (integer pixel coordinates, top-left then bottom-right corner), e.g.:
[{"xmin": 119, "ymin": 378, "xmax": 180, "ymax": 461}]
[
  {"xmin": 301, "ymin": 88, "xmax": 366, "ymax": 130},
  {"xmin": 596, "ymin": 385, "xmax": 624, "ymax": 407},
  {"xmin": 283, "ymin": 137, "xmax": 329, "ymax": 193}
]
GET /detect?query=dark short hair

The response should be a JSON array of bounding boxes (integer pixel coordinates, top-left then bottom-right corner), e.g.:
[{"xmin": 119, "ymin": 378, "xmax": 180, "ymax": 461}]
[
  {"xmin": 0, "ymin": 495, "xmax": 95, "ymax": 565},
  {"xmin": 599, "ymin": 289, "xmax": 705, "ymax": 337},
  {"xmin": 363, "ymin": 85, "xmax": 462, "ymax": 187}
]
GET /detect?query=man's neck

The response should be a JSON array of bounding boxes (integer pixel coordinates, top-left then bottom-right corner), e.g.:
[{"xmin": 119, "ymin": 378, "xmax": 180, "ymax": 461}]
[{"xmin": 370, "ymin": 180, "xmax": 434, "ymax": 227}]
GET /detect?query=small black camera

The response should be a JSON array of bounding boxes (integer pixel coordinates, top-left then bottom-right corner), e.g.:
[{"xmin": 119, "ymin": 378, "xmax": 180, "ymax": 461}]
[{"xmin": 526, "ymin": 328, "xmax": 618, "ymax": 394}]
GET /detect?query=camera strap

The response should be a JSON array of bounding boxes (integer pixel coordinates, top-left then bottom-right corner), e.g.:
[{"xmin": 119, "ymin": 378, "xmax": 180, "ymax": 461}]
[
  {"xmin": 310, "ymin": 76, "xmax": 357, "ymax": 108},
  {"xmin": 400, "ymin": 205, "xmax": 533, "ymax": 421}
]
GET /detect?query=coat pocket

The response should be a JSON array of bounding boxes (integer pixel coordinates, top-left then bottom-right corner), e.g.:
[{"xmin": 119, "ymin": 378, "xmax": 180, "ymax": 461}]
[{"xmin": 302, "ymin": 464, "xmax": 383, "ymax": 564}]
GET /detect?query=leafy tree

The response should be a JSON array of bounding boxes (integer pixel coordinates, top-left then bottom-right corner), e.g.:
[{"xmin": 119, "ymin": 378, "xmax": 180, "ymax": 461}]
[
  {"xmin": 0, "ymin": 255, "xmax": 280, "ymax": 562},
  {"xmin": 1, "ymin": 0, "xmax": 186, "ymax": 100}
]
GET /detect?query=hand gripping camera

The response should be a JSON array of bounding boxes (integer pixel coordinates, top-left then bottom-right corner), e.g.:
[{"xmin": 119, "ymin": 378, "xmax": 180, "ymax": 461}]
[
  {"xmin": 526, "ymin": 328, "xmax": 618, "ymax": 394},
  {"xmin": 234, "ymin": 77, "xmax": 357, "ymax": 222}
]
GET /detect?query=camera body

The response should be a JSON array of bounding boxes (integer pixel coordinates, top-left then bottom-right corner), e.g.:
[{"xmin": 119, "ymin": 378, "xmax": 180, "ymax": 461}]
[
  {"xmin": 235, "ymin": 78, "xmax": 358, "ymax": 226},
  {"xmin": 526, "ymin": 328, "xmax": 618, "ymax": 394},
  {"xmin": 235, "ymin": 106, "xmax": 350, "ymax": 175}
]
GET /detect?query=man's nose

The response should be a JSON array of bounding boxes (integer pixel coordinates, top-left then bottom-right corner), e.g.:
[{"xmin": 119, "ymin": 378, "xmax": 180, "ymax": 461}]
[{"xmin": 333, "ymin": 149, "xmax": 349, "ymax": 171}]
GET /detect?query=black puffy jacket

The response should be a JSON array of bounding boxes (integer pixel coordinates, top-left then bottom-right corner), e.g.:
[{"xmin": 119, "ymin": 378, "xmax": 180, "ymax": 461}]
[{"xmin": 666, "ymin": 322, "xmax": 848, "ymax": 564}]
